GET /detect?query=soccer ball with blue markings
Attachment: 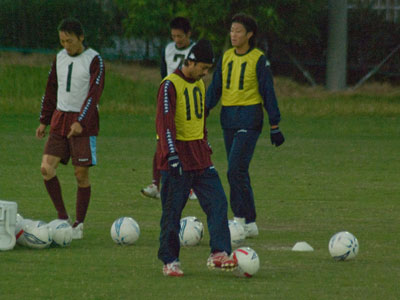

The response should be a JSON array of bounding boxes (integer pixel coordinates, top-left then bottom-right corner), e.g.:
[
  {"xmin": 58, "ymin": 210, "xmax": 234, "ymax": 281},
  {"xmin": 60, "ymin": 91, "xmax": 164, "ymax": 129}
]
[
  {"xmin": 329, "ymin": 231, "xmax": 359, "ymax": 261},
  {"xmin": 179, "ymin": 216, "xmax": 204, "ymax": 246},
  {"xmin": 23, "ymin": 220, "xmax": 52, "ymax": 249},
  {"xmin": 48, "ymin": 219, "xmax": 72, "ymax": 247},
  {"xmin": 232, "ymin": 247, "xmax": 260, "ymax": 278},
  {"xmin": 111, "ymin": 217, "xmax": 140, "ymax": 245}
]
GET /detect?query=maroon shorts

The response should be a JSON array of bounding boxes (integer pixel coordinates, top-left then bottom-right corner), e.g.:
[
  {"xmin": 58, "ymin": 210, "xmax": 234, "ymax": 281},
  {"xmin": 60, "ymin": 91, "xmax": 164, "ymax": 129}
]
[{"xmin": 44, "ymin": 134, "xmax": 97, "ymax": 166}]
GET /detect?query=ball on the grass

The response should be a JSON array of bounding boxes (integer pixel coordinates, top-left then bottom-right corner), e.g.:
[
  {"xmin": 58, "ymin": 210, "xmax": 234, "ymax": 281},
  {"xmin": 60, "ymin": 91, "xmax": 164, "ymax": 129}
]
[
  {"xmin": 179, "ymin": 216, "xmax": 203, "ymax": 246},
  {"xmin": 232, "ymin": 247, "xmax": 260, "ymax": 278},
  {"xmin": 329, "ymin": 231, "xmax": 359, "ymax": 261},
  {"xmin": 23, "ymin": 220, "xmax": 52, "ymax": 249},
  {"xmin": 48, "ymin": 219, "xmax": 73, "ymax": 247},
  {"xmin": 111, "ymin": 217, "xmax": 140, "ymax": 245}
]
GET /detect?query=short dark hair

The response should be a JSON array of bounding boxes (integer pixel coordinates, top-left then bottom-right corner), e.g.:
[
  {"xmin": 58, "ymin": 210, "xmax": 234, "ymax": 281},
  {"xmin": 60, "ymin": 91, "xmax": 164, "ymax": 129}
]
[
  {"xmin": 58, "ymin": 18, "xmax": 84, "ymax": 37},
  {"xmin": 231, "ymin": 13, "xmax": 257, "ymax": 47},
  {"xmin": 170, "ymin": 17, "xmax": 191, "ymax": 34}
]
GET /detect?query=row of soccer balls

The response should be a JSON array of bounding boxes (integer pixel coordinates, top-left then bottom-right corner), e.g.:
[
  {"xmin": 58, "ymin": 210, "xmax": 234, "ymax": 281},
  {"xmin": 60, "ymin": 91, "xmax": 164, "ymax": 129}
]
[
  {"xmin": 14, "ymin": 215, "xmax": 206, "ymax": 249},
  {"xmin": 15, "ymin": 214, "xmax": 73, "ymax": 248},
  {"xmin": 15, "ymin": 214, "xmax": 259, "ymax": 277},
  {"xmin": 110, "ymin": 216, "xmax": 245, "ymax": 248},
  {"xmin": 16, "ymin": 213, "xmax": 359, "ymax": 262},
  {"xmin": 15, "ymin": 214, "xmax": 358, "ymax": 278},
  {"xmin": 111, "ymin": 217, "xmax": 360, "ymax": 262}
]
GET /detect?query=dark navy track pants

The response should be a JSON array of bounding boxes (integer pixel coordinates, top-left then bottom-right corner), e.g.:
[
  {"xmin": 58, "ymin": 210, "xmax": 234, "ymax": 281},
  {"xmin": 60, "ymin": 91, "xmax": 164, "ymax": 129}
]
[
  {"xmin": 223, "ymin": 128, "xmax": 261, "ymax": 223},
  {"xmin": 158, "ymin": 166, "xmax": 231, "ymax": 264}
]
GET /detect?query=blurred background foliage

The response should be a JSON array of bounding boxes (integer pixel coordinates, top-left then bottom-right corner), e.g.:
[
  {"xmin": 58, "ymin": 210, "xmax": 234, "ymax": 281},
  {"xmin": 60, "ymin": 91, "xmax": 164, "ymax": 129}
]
[{"xmin": 0, "ymin": 0, "xmax": 399, "ymax": 84}]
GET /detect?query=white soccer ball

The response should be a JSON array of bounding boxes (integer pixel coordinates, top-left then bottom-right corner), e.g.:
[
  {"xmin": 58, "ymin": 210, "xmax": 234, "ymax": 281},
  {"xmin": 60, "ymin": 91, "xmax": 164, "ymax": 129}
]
[
  {"xmin": 179, "ymin": 216, "xmax": 204, "ymax": 246},
  {"xmin": 48, "ymin": 219, "xmax": 73, "ymax": 247},
  {"xmin": 228, "ymin": 220, "xmax": 245, "ymax": 247},
  {"xmin": 329, "ymin": 231, "xmax": 359, "ymax": 261},
  {"xmin": 23, "ymin": 220, "xmax": 52, "ymax": 249},
  {"xmin": 111, "ymin": 217, "xmax": 140, "ymax": 245},
  {"xmin": 232, "ymin": 247, "xmax": 260, "ymax": 278}
]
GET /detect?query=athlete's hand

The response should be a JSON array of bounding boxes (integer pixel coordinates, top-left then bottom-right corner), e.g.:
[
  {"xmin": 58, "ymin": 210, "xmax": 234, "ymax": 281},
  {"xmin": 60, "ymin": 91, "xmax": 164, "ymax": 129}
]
[
  {"xmin": 168, "ymin": 155, "xmax": 183, "ymax": 178},
  {"xmin": 67, "ymin": 122, "xmax": 83, "ymax": 139},
  {"xmin": 36, "ymin": 124, "xmax": 47, "ymax": 139},
  {"xmin": 207, "ymin": 140, "xmax": 213, "ymax": 154},
  {"xmin": 270, "ymin": 127, "xmax": 285, "ymax": 147}
]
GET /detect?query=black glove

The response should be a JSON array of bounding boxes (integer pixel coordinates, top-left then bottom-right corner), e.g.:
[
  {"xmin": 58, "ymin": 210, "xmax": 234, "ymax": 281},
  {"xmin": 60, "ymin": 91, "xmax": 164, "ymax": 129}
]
[
  {"xmin": 168, "ymin": 155, "xmax": 183, "ymax": 177},
  {"xmin": 270, "ymin": 127, "xmax": 285, "ymax": 147}
]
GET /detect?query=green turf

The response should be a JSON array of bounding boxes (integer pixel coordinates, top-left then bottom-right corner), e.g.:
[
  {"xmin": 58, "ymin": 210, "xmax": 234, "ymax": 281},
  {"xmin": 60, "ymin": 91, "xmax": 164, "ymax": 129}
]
[{"xmin": 1, "ymin": 64, "xmax": 400, "ymax": 299}]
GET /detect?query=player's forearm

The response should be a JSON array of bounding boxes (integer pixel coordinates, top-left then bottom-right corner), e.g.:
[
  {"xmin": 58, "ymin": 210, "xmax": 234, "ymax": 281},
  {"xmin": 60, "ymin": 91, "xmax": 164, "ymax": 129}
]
[
  {"xmin": 40, "ymin": 60, "xmax": 58, "ymax": 124},
  {"xmin": 156, "ymin": 114, "xmax": 178, "ymax": 159},
  {"xmin": 156, "ymin": 81, "xmax": 178, "ymax": 157}
]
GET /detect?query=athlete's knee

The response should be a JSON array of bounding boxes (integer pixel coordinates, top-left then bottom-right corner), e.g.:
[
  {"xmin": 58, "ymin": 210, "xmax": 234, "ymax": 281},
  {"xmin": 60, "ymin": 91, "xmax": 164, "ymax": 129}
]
[
  {"xmin": 227, "ymin": 167, "xmax": 243, "ymax": 180},
  {"xmin": 41, "ymin": 163, "xmax": 56, "ymax": 180},
  {"xmin": 74, "ymin": 168, "xmax": 89, "ymax": 186}
]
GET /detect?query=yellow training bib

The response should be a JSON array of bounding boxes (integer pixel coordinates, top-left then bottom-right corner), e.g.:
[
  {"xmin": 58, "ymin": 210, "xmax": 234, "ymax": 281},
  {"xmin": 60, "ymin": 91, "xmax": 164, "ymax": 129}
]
[
  {"xmin": 163, "ymin": 73, "xmax": 205, "ymax": 141},
  {"xmin": 221, "ymin": 48, "xmax": 264, "ymax": 106}
]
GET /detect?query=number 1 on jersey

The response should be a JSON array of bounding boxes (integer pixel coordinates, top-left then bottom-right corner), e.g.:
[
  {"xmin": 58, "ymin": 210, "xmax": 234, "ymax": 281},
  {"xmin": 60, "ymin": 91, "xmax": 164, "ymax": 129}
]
[
  {"xmin": 226, "ymin": 61, "xmax": 247, "ymax": 90},
  {"xmin": 66, "ymin": 62, "xmax": 73, "ymax": 92}
]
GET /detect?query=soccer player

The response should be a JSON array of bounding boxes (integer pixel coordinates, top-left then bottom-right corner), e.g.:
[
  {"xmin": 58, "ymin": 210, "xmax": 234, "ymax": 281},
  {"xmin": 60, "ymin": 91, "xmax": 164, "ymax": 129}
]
[
  {"xmin": 35, "ymin": 18, "xmax": 105, "ymax": 239},
  {"xmin": 156, "ymin": 39, "xmax": 236, "ymax": 276},
  {"xmin": 206, "ymin": 13, "xmax": 284, "ymax": 238},
  {"xmin": 141, "ymin": 17, "xmax": 198, "ymax": 200}
]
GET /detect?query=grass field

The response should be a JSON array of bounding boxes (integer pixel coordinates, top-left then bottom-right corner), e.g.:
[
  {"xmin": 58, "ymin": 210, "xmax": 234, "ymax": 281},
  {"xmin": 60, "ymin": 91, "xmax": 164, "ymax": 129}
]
[{"xmin": 1, "ymin": 53, "xmax": 400, "ymax": 299}]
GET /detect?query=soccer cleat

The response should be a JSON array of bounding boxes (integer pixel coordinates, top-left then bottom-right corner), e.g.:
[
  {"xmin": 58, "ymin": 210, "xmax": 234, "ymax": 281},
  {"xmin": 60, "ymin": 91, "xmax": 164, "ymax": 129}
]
[
  {"xmin": 72, "ymin": 223, "xmax": 84, "ymax": 239},
  {"xmin": 141, "ymin": 184, "xmax": 160, "ymax": 199},
  {"xmin": 244, "ymin": 222, "xmax": 259, "ymax": 238},
  {"xmin": 207, "ymin": 251, "xmax": 237, "ymax": 271},
  {"xmin": 163, "ymin": 260, "xmax": 184, "ymax": 277},
  {"xmin": 188, "ymin": 189, "xmax": 197, "ymax": 200}
]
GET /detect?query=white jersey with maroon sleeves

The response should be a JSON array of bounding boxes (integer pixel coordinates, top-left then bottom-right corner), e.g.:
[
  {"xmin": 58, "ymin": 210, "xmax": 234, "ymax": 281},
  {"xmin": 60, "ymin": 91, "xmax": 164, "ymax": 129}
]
[
  {"xmin": 56, "ymin": 48, "xmax": 99, "ymax": 112},
  {"xmin": 40, "ymin": 47, "xmax": 105, "ymax": 137}
]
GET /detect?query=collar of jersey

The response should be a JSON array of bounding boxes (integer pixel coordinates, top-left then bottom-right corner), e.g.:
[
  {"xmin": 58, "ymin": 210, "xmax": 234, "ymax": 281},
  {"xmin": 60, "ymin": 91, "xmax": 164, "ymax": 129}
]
[{"xmin": 233, "ymin": 47, "xmax": 254, "ymax": 57}]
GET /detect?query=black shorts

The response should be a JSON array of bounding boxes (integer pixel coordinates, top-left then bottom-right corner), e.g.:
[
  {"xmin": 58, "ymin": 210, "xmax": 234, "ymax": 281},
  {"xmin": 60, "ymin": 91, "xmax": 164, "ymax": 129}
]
[{"xmin": 44, "ymin": 134, "xmax": 97, "ymax": 166}]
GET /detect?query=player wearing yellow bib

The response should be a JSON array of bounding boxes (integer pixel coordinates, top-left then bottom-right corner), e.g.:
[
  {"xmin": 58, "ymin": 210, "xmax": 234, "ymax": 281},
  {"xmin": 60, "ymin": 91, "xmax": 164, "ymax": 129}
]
[
  {"xmin": 156, "ymin": 40, "xmax": 236, "ymax": 276},
  {"xmin": 206, "ymin": 13, "xmax": 285, "ymax": 238}
]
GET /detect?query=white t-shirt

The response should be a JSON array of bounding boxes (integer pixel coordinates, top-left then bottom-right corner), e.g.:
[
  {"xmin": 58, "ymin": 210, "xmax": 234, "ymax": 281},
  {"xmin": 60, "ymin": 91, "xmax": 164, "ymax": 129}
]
[
  {"xmin": 56, "ymin": 48, "xmax": 99, "ymax": 112},
  {"xmin": 164, "ymin": 41, "xmax": 195, "ymax": 75}
]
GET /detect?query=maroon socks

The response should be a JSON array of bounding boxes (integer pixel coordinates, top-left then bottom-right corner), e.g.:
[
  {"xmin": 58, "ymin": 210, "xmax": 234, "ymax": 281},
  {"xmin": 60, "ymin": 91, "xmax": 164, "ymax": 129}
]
[
  {"xmin": 45, "ymin": 177, "xmax": 91, "ymax": 226},
  {"xmin": 75, "ymin": 186, "xmax": 91, "ymax": 225},
  {"xmin": 44, "ymin": 176, "xmax": 68, "ymax": 220}
]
